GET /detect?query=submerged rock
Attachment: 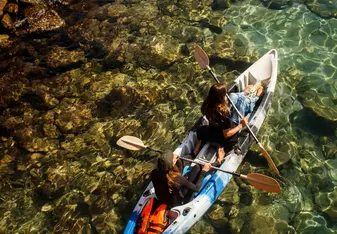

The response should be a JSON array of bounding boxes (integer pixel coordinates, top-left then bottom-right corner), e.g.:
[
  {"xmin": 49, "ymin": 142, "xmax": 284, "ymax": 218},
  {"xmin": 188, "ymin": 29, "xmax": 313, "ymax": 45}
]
[
  {"xmin": 45, "ymin": 47, "xmax": 86, "ymax": 68},
  {"xmin": 24, "ymin": 6, "xmax": 65, "ymax": 33},
  {"xmin": 306, "ymin": 0, "xmax": 337, "ymax": 19},
  {"xmin": 315, "ymin": 188, "xmax": 337, "ymax": 220},
  {"xmin": 0, "ymin": 0, "xmax": 7, "ymax": 16},
  {"xmin": 4, "ymin": 3, "xmax": 19, "ymax": 14},
  {"xmin": 0, "ymin": 34, "xmax": 13, "ymax": 48},
  {"xmin": 1, "ymin": 13, "xmax": 14, "ymax": 29},
  {"xmin": 260, "ymin": 0, "xmax": 293, "ymax": 10},
  {"xmin": 294, "ymin": 211, "xmax": 335, "ymax": 233},
  {"xmin": 218, "ymin": 179, "xmax": 240, "ymax": 205}
]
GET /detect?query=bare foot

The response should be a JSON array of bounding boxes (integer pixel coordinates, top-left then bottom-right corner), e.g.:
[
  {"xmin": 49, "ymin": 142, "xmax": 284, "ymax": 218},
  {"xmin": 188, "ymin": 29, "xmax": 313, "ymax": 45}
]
[{"xmin": 217, "ymin": 147, "xmax": 225, "ymax": 164}]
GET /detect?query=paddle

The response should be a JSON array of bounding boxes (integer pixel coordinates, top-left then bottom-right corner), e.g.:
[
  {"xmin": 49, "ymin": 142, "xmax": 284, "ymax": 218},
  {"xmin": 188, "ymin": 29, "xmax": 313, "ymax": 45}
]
[
  {"xmin": 117, "ymin": 136, "xmax": 282, "ymax": 193},
  {"xmin": 194, "ymin": 45, "xmax": 280, "ymax": 174}
]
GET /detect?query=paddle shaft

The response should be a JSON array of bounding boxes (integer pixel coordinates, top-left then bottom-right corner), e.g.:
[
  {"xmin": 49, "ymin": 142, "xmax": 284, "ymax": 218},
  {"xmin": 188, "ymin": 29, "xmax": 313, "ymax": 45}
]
[
  {"xmin": 207, "ymin": 67, "xmax": 260, "ymax": 144},
  {"xmin": 178, "ymin": 156, "xmax": 240, "ymax": 177},
  {"xmin": 179, "ymin": 156, "xmax": 275, "ymax": 186}
]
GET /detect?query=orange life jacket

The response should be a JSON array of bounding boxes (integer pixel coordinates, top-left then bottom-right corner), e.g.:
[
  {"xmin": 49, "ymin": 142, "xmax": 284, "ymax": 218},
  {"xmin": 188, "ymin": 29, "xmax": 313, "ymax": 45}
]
[
  {"xmin": 146, "ymin": 204, "xmax": 168, "ymax": 234},
  {"xmin": 137, "ymin": 198, "xmax": 154, "ymax": 234}
]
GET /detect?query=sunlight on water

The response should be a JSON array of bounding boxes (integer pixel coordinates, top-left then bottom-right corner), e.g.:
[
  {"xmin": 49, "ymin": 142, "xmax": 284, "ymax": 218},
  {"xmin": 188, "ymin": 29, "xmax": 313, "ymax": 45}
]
[{"xmin": 0, "ymin": 0, "xmax": 336, "ymax": 233}]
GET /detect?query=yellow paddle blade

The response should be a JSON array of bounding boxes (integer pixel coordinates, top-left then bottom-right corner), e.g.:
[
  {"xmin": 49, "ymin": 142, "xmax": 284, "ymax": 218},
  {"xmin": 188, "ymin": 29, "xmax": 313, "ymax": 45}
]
[
  {"xmin": 194, "ymin": 44, "xmax": 209, "ymax": 69},
  {"xmin": 244, "ymin": 173, "xmax": 282, "ymax": 193},
  {"xmin": 258, "ymin": 142, "xmax": 280, "ymax": 174},
  {"xmin": 117, "ymin": 135, "xmax": 146, "ymax": 151}
]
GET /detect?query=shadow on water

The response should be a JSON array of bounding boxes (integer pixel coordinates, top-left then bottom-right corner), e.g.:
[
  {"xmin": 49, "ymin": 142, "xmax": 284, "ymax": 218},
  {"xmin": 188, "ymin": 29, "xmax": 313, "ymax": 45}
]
[
  {"xmin": 289, "ymin": 108, "xmax": 336, "ymax": 137},
  {"xmin": 210, "ymin": 56, "xmax": 251, "ymax": 73}
]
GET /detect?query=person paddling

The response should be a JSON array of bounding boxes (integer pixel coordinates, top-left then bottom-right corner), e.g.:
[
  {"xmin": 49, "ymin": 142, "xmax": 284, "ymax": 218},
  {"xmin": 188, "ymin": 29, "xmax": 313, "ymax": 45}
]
[
  {"xmin": 151, "ymin": 151, "xmax": 212, "ymax": 207},
  {"xmin": 193, "ymin": 83, "xmax": 249, "ymax": 154}
]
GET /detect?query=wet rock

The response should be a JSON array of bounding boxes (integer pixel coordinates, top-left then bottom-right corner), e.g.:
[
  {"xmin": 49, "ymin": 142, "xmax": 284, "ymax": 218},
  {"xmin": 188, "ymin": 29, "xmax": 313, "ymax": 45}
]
[
  {"xmin": 189, "ymin": 219, "xmax": 216, "ymax": 234},
  {"xmin": 0, "ymin": 0, "xmax": 7, "ymax": 16},
  {"xmin": 296, "ymin": 75, "xmax": 337, "ymax": 122},
  {"xmin": 92, "ymin": 209, "xmax": 123, "ymax": 233},
  {"xmin": 260, "ymin": 0, "xmax": 293, "ymax": 10},
  {"xmin": 4, "ymin": 3, "xmax": 19, "ymax": 14},
  {"xmin": 1, "ymin": 13, "xmax": 14, "ymax": 29},
  {"xmin": 315, "ymin": 188, "xmax": 337, "ymax": 220},
  {"xmin": 23, "ymin": 137, "xmax": 59, "ymax": 152},
  {"xmin": 306, "ymin": 0, "xmax": 337, "ymax": 19},
  {"xmin": 20, "ymin": 0, "xmax": 41, "ymax": 4},
  {"xmin": 42, "ymin": 123, "xmax": 60, "ymax": 138},
  {"xmin": 55, "ymin": 98, "xmax": 92, "ymax": 133},
  {"xmin": 294, "ymin": 211, "xmax": 335, "ymax": 233},
  {"xmin": 45, "ymin": 47, "xmax": 86, "ymax": 68},
  {"xmin": 107, "ymin": 3, "xmax": 128, "ymax": 18},
  {"xmin": 57, "ymin": 0, "xmax": 72, "ymax": 5},
  {"xmin": 0, "ymin": 154, "xmax": 14, "ymax": 167},
  {"xmin": 137, "ymin": 35, "xmax": 181, "ymax": 68},
  {"xmin": 0, "ymin": 34, "xmax": 13, "ymax": 48},
  {"xmin": 213, "ymin": 0, "xmax": 231, "ymax": 10},
  {"xmin": 89, "ymin": 72, "xmax": 129, "ymax": 100},
  {"xmin": 128, "ymin": 1, "xmax": 159, "ymax": 21},
  {"xmin": 24, "ymin": 6, "xmax": 65, "ymax": 33},
  {"xmin": 218, "ymin": 179, "xmax": 240, "ymax": 205},
  {"xmin": 206, "ymin": 204, "xmax": 228, "ymax": 229},
  {"xmin": 273, "ymin": 141, "xmax": 297, "ymax": 167},
  {"xmin": 229, "ymin": 214, "xmax": 245, "ymax": 233}
]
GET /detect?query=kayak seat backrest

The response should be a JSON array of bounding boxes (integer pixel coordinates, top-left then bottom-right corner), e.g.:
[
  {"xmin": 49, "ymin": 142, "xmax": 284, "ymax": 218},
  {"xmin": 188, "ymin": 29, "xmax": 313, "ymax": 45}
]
[
  {"xmin": 175, "ymin": 131, "xmax": 198, "ymax": 157},
  {"xmin": 196, "ymin": 143, "xmax": 217, "ymax": 164},
  {"xmin": 248, "ymin": 54, "xmax": 273, "ymax": 82}
]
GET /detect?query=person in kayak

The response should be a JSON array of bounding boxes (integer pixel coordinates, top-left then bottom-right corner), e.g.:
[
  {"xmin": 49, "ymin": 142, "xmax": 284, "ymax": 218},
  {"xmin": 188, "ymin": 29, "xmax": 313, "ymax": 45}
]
[
  {"xmin": 228, "ymin": 82, "xmax": 264, "ymax": 124},
  {"xmin": 151, "ymin": 151, "xmax": 212, "ymax": 207},
  {"xmin": 192, "ymin": 83, "xmax": 250, "ymax": 154}
]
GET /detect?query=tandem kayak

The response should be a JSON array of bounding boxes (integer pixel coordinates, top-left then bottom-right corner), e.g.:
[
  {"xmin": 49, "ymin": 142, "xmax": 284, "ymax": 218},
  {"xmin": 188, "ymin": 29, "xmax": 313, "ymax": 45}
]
[{"xmin": 124, "ymin": 49, "xmax": 278, "ymax": 234}]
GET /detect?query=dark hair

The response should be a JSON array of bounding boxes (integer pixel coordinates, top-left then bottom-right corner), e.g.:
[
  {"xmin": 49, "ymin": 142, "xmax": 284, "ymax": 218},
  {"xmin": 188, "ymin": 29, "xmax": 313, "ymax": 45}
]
[
  {"xmin": 201, "ymin": 83, "xmax": 230, "ymax": 125},
  {"xmin": 157, "ymin": 159, "xmax": 181, "ymax": 190}
]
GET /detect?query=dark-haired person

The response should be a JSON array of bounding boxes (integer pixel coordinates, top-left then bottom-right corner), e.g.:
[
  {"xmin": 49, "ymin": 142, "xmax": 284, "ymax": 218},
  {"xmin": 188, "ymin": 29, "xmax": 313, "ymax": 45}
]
[
  {"xmin": 192, "ymin": 83, "xmax": 249, "ymax": 155},
  {"xmin": 151, "ymin": 151, "xmax": 212, "ymax": 207}
]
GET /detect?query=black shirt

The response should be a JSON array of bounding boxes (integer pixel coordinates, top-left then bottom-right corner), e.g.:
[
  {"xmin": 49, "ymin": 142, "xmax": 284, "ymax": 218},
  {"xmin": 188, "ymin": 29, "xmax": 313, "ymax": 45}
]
[{"xmin": 151, "ymin": 169, "xmax": 207, "ymax": 207}]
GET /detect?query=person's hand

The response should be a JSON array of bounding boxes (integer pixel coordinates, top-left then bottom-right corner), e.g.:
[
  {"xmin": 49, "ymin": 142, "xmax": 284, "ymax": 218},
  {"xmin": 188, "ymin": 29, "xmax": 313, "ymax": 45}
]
[
  {"xmin": 202, "ymin": 163, "xmax": 212, "ymax": 172},
  {"xmin": 217, "ymin": 147, "xmax": 225, "ymax": 164},
  {"xmin": 240, "ymin": 116, "xmax": 249, "ymax": 127}
]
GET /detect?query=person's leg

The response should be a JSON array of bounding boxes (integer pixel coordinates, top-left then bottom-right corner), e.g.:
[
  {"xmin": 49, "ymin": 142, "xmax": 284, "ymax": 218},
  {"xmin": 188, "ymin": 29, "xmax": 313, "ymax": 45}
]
[
  {"xmin": 181, "ymin": 164, "xmax": 202, "ymax": 198},
  {"xmin": 192, "ymin": 140, "xmax": 202, "ymax": 158},
  {"xmin": 187, "ymin": 164, "xmax": 202, "ymax": 183},
  {"xmin": 229, "ymin": 92, "xmax": 239, "ymax": 105},
  {"xmin": 230, "ymin": 93, "xmax": 246, "ymax": 124},
  {"xmin": 211, "ymin": 147, "xmax": 225, "ymax": 167}
]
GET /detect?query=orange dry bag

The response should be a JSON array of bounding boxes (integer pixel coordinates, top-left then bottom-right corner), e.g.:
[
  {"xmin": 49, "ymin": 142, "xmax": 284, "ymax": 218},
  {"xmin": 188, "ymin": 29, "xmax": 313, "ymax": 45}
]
[
  {"xmin": 137, "ymin": 197, "xmax": 154, "ymax": 234},
  {"xmin": 146, "ymin": 204, "xmax": 168, "ymax": 234}
]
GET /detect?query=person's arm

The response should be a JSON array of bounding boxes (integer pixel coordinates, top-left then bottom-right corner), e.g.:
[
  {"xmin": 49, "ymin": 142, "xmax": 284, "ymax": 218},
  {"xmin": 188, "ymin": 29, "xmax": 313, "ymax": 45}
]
[
  {"xmin": 178, "ymin": 163, "xmax": 211, "ymax": 192},
  {"xmin": 222, "ymin": 116, "xmax": 248, "ymax": 138},
  {"xmin": 222, "ymin": 124, "xmax": 243, "ymax": 138}
]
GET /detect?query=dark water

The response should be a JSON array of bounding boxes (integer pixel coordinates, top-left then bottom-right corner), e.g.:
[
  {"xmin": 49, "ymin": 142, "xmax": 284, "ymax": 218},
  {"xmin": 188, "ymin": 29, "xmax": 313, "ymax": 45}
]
[{"xmin": 0, "ymin": 0, "xmax": 336, "ymax": 233}]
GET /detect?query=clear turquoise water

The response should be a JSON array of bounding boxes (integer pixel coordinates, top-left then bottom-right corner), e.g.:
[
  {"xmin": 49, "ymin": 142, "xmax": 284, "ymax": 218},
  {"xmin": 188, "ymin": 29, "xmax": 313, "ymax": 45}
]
[{"xmin": 0, "ymin": 0, "xmax": 336, "ymax": 233}]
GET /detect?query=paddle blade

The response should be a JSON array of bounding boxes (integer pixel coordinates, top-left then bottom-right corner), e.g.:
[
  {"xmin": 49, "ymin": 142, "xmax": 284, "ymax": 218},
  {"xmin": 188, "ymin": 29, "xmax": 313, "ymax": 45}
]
[
  {"xmin": 244, "ymin": 173, "xmax": 282, "ymax": 193},
  {"xmin": 117, "ymin": 135, "xmax": 146, "ymax": 151},
  {"xmin": 258, "ymin": 142, "xmax": 280, "ymax": 174},
  {"xmin": 194, "ymin": 45, "xmax": 209, "ymax": 69}
]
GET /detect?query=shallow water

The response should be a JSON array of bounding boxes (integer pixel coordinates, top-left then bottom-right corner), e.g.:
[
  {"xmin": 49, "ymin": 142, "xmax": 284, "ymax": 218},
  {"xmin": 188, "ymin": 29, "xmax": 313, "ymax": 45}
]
[{"xmin": 0, "ymin": 0, "xmax": 336, "ymax": 233}]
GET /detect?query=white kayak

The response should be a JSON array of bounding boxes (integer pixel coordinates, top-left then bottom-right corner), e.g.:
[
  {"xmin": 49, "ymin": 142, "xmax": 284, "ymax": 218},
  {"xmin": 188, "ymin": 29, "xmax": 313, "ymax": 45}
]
[{"xmin": 124, "ymin": 49, "xmax": 278, "ymax": 234}]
